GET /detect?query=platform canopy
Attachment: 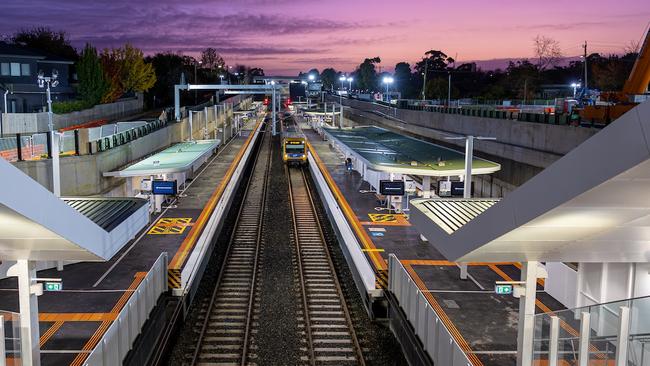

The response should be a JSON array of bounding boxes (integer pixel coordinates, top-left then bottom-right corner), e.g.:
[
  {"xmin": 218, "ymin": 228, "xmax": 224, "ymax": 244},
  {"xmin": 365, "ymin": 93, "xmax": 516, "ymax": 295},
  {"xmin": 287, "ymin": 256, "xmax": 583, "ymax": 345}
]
[
  {"xmin": 0, "ymin": 158, "xmax": 148, "ymax": 261},
  {"xmin": 324, "ymin": 126, "xmax": 501, "ymax": 177},
  {"xmin": 104, "ymin": 139, "xmax": 219, "ymax": 177},
  {"xmin": 410, "ymin": 101, "xmax": 650, "ymax": 263}
]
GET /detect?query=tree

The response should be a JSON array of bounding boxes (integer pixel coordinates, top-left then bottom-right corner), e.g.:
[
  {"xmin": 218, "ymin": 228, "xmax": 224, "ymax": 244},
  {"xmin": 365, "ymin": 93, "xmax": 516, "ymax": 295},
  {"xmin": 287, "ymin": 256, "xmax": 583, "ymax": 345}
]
[
  {"xmin": 12, "ymin": 27, "xmax": 78, "ymax": 61},
  {"xmin": 306, "ymin": 68, "xmax": 320, "ymax": 79},
  {"xmin": 77, "ymin": 43, "xmax": 108, "ymax": 106},
  {"xmin": 354, "ymin": 57, "xmax": 381, "ymax": 91},
  {"xmin": 320, "ymin": 68, "xmax": 339, "ymax": 90},
  {"xmin": 100, "ymin": 44, "xmax": 156, "ymax": 103},
  {"xmin": 201, "ymin": 48, "xmax": 225, "ymax": 71},
  {"xmin": 394, "ymin": 62, "xmax": 415, "ymax": 98},
  {"xmin": 533, "ymin": 35, "xmax": 563, "ymax": 70}
]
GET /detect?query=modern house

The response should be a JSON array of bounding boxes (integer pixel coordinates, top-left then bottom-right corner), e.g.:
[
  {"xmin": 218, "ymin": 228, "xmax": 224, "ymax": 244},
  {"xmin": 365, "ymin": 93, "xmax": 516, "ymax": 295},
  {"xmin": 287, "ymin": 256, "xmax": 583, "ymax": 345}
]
[{"xmin": 0, "ymin": 42, "xmax": 74, "ymax": 113}]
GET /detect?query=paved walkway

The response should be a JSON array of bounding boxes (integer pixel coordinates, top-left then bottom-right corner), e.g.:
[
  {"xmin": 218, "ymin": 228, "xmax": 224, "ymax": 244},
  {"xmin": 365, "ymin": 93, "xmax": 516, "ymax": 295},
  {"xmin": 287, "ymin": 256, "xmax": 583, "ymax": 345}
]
[{"xmin": 302, "ymin": 121, "xmax": 567, "ymax": 366}]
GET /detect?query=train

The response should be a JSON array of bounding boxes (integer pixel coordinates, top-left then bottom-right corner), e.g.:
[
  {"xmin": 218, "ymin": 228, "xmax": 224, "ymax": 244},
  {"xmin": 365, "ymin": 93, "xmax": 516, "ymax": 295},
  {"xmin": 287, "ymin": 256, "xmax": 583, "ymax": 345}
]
[{"xmin": 281, "ymin": 115, "xmax": 307, "ymax": 165}]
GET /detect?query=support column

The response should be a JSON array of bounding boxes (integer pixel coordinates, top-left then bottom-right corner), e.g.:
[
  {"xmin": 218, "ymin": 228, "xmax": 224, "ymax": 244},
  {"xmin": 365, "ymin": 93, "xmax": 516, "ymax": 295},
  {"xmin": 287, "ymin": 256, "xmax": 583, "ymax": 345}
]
[
  {"xmin": 10, "ymin": 260, "xmax": 40, "ymax": 366},
  {"xmin": 615, "ymin": 306, "xmax": 630, "ymax": 366},
  {"xmin": 464, "ymin": 136, "xmax": 473, "ymax": 199},
  {"xmin": 459, "ymin": 264, "xmax": 468, "ymax": 280},
  {"xmin": 51, "ymin": 132, "xmax": 60, "ymax": 197},
  {"xmin": 517, "ymin": 261, "xmax": 538, "ymax": 366},
  {"xmin": 272, "ymin": 88, "xmax": 277, "ymax": 136},
  {"xmin": 0, "ymin": 315, "xmax": 5, "ymax": 366},
  {"xmin": 548, "ymin": 316, "xmax": 559, "ymax": 366},
  {"xmin": 188, "ymin": 111, "xmax": 193, "ymax": 141},
  {"xmin": 174, "ymin": 85, "xmax": 181, "ymax": 121},
  {"xmin": 422, "ymin": 176, "xmax": 431, "ymax": 198}
]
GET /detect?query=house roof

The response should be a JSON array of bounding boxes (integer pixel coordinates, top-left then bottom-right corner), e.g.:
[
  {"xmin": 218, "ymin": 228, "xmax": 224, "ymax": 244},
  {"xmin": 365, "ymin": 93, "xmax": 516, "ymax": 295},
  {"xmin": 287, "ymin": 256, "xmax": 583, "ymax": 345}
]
[{"xmin": 0, "ymin": 42, "xmax": 74, "ymax": 64}]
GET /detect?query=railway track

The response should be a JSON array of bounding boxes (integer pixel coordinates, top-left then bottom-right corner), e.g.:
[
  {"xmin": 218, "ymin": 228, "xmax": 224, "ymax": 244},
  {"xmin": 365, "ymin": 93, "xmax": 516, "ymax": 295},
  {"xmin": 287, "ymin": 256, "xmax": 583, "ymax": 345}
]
[
  {"xmin": 288, "ymin": 167, "xmax": 366, "ymax": 366},
  {"xmin": 187, "ymin": 126, "xmax": 271, "ymax": 366}
]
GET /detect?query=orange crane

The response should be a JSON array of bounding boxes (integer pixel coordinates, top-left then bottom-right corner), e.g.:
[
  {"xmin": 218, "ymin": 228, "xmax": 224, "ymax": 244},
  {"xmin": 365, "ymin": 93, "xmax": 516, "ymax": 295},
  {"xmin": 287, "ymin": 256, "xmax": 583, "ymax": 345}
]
[{"xmin": 579, "ymin": 29, "xmax": 650, "ymax": 123}]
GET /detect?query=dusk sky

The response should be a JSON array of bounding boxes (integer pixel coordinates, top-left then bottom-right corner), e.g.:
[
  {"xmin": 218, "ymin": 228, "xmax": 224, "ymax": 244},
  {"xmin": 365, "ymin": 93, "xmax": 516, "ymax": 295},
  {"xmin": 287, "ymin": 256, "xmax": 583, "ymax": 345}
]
[{"xmin": 2, "ymin": 0, "xmax": 649, "ymax": 75}]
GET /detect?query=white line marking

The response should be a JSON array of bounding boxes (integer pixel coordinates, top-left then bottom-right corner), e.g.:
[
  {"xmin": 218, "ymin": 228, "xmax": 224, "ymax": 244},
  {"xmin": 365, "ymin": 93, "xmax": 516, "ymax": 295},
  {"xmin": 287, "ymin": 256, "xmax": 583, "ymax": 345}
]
[{"xmin": 457, "ymin": 264, "xmax": 486, "ymax": 290}]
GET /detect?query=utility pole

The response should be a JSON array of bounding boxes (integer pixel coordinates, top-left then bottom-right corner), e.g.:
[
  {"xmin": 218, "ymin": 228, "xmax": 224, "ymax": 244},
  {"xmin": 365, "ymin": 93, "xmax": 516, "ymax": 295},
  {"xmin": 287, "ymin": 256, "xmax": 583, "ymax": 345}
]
[
  {"xmin": 523, "ymin": 79, "xmax": 528, "ymax": 105},
  {"xmin": 421, "ymin": 58, "xmax": 428, "ymax": 101},
  {"xmin": 583, "ymin": 41, "xmax": 588, "ymax": 90},
  {"xmin": 447, "ymin": 72, "xmax": 452, "ymax": 107}
]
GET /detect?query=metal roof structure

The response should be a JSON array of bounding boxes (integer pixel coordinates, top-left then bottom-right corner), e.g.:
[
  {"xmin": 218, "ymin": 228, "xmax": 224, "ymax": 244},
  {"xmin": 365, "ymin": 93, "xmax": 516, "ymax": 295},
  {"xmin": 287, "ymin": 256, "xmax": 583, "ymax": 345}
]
[
  {"xmin": 324, "ymin": 126, "xmax": 501, "ymax": 177},
  {"xmin": 412, "ymin": 199, "xmax": 499, "ymax": 234},
  {"xmin": 104, "ymin": 139, "xmax": 219, "ymax": 177},
  {"xmin": 0, "ymin": 158, "xmax": 149, "ymax": 261},
  {"xmin": 410, "ymin": 100, "xmax": 650, "ymax": 263},
  {"xmin": 64, "ymin": 198, "xmax": 147, "ymax": 232}
]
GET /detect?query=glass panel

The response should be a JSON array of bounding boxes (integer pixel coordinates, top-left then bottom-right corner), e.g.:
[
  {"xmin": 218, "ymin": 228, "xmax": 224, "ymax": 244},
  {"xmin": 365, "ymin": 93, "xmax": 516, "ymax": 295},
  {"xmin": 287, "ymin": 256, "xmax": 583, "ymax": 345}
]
[
  {"xmin": 20, "ymin": 64, "xmax": 30, "ymax": 76},
  {"xmin": 0, "ymin": 310, "xmax": 22, "ymax": 362},
  {"xmin": 0, "ymin": 63, "xmax": 9, "ymax": 76},
  {"xmin": 10, "ymin": 63, "xmax": 20, "ymax": 77}
]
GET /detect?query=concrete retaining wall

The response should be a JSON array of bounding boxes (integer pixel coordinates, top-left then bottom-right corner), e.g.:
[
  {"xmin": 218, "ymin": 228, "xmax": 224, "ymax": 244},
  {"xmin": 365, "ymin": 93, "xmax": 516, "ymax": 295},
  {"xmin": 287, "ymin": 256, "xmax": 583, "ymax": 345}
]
[
  {"xmin": 12, "ymin": 97, "xmax": 252, "ymax": 196},
  {"xmin": 1, "ymin": 95, "xmax": 144, "ymax": 134},
  {"xmin": 341, "ymin": 98, "xmax": 597, "ymax": 169}
]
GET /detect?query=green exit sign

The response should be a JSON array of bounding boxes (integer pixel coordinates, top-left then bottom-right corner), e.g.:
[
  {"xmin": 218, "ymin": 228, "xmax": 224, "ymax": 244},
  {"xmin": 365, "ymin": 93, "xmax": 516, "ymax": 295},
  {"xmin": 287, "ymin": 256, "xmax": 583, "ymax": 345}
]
[
  {"xmin": 44, "ymin": 282, "xmax": 63, "ymax": 292},
  {"xmin": 495, "ymin": 284, "xmax": 513, "ymax": 295}
]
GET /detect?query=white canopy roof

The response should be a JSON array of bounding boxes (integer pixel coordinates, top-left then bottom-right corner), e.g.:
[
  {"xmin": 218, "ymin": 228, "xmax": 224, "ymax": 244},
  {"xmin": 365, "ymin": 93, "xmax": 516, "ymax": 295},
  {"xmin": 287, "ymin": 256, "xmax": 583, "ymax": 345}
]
[
  {"xmin": 411, "ymin": 100, "xmax": 650, "ymax": 263},
  {"xmin": 0, "ymin": 158, "xmax": 148, "ymax": 261}
]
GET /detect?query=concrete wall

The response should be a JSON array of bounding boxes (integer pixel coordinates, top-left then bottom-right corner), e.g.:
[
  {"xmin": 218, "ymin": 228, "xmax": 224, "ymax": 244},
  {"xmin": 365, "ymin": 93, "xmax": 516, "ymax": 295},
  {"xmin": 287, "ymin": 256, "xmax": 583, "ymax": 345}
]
[
  {"xmin": 12, "ymin": 97, "xmax": 252, "ymax": 196},
  {"xmin": 1, "ymin": 94, "xmax": 144, "ymax": 134}
]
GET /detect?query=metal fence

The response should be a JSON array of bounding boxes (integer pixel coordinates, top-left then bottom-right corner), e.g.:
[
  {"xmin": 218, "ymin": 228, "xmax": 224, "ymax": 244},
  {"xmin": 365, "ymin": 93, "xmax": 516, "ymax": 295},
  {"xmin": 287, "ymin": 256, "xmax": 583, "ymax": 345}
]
[
  {"xmin": 0, "ymin": 310, "xmax": 22, "ymax": 366},
  {"xmin": 94, "ymin": 120, "xmax": 166, "ymax": 153},
  {"xmin": 388, "ymin": 254, "xmax": 474, "ymax": 366},
  {"xmin": 83, "ymin": 253, "xmax": 168, "ymax": 366}
]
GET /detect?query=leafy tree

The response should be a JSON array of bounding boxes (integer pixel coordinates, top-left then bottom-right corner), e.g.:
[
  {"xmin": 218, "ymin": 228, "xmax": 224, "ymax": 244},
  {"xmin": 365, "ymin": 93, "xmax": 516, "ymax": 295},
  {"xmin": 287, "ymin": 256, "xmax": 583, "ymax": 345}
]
[
  {"xmin": 320, "ymin": 68, "xmax": 339, "ymax": 90},
  {"xmin": 200, "ymin": 48, "xmax": 225, "ymax": 71},
  {"xmin": 77, "ymin": 43, "xmax": 108, "ymax": 106},
  {"xmin": 12, "ymin": 27, "xmax": 78, "ymax": 61},
  {"xmin": 354, "ymin": 57, "xmax": 381, "ymax": 91},
  {"xmin": 394, "ymin": 62, "xmax": 415, "ymax": 98},
  {"xmin": 100, "ymin": 44, "xmax": 156, "ymax": 103}
]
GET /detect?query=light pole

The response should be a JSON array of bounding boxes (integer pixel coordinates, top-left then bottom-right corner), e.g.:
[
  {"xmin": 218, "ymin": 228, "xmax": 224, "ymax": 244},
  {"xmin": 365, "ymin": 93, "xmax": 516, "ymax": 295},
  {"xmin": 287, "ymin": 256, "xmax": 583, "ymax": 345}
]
[
  {"xmin": 347, "ymin": 77, "xmax": 353, "ymax": 92},
  {"xmin": 37, "ymin": 70, "xmax": 61, "ymax": 197},
  {"xmin": 445, "ymin": 135, "xmax": 496, "ymax": 199},
  {"xmin": 571, "ymin": 82, "xmax": 581, "ymax": 98},
  {"xmin": 382, "ymin": 76, "xmax": 394, "ymax": 103},
  {"xmin": 194, "ymin": 60, "xmax": 202, "ymax": 105}
]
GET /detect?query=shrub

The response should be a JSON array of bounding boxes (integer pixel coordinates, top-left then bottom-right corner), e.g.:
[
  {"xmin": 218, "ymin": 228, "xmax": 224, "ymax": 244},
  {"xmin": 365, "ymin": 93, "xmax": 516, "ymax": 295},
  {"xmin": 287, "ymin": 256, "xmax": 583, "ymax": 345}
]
[{"xmin": 51, "ymin": 99, "xmax": 92, "ymax": 114}]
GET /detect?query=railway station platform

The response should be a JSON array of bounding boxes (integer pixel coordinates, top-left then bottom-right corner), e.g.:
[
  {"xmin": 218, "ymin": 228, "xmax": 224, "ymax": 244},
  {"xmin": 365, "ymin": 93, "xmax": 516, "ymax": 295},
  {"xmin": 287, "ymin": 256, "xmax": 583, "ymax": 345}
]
[
  {"xmin": 300, "ymin": 120, "xmax": 568, "ymax": 366},
  {"xmin": 0, "ymin": 116, "xmax": 263, "ymax": 366}
]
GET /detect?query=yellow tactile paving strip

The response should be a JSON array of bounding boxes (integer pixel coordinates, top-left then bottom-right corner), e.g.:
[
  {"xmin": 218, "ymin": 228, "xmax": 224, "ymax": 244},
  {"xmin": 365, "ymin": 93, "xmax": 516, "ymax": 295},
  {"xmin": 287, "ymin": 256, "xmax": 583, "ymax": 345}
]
[{"xmin": 147, "ymin": 217, "xmax": 193, "ymax": 235}]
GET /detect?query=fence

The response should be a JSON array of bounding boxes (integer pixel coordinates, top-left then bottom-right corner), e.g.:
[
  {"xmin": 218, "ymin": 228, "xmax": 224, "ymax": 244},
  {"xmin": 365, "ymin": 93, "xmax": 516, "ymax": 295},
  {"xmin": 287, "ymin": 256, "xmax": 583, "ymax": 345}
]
[
  {"xmin": 94, "ymin": 120, "xmax": 166, "ymax": 153},
  {"xmin": 82, "ymin": 253, "xmax": 168, "ymax": 366},
  {"xmin": 532, "ymin": 295, "xmax": 650, "ymax": 366},
  {"xmin": 388, "ymin": 254, "xmax": 474, "ymax": 366},
  {"xmin": 0, "ymin": 310, "xmax": 22, "ymax": 366}
]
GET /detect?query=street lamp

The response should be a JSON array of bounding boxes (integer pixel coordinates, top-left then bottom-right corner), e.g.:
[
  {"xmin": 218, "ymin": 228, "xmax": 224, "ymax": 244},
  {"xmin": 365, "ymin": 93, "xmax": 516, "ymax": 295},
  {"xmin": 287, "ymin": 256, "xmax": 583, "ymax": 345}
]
[
  {"xmin": 37, "ymin": 70, "xmax": 61, "ymax": 197},
  {"xmin": 308, "ymin": 74, "xmax": 315, "ymax": 81},
  {"xmin": 382, "ymin": 76, "xmax": 394, "ymax": 103},
  {"xmin": 571, "ymin": 82, "xmax": 581, "ymax": 98},
  {"xmin": 347, "ymin": 77, "xmax": 353, "ymax": 91},
  {"xmin": 194, "ymin": 60, "xmax": 202, "ymax": 104}
]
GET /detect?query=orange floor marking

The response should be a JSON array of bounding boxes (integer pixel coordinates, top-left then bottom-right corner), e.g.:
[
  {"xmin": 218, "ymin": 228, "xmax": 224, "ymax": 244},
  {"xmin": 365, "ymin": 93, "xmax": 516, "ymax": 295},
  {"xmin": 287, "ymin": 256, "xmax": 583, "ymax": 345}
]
[
  {"xmin": 39, "ymin": 320, "xmax": 64, "ymax": 347},
  {"xmin": 402, "ymin": 259, "xmax": 516, "ymax": 266},
  {"xmin": 68, "ymin": 272, "xmax": 147, "ymax": 366},
  {"xmin": 169, "ymin": 119, "xmax": 262, "ymax": 270},
  {"xmin": 307, "ymin": 141, "xmax": 386, "ymax": 271},
  {"xmin": 39, "ymin": 313, "xmax": 117, "ymax": 322},
  {"xmin": 404, "ymin": 263, "xmax": 483, "ymax": 366},
  {"xmin": 488, "ymin": 264, "xmax": 606, "ymax": 359}
]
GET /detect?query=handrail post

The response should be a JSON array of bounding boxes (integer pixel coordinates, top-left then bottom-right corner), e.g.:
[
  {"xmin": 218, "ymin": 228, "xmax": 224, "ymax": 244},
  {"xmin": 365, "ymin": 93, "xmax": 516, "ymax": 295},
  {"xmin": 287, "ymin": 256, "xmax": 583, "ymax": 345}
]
[
  {"xmin": 16, "ymin": 133, "xmax": 23, "ymax": 161},
  {"xmin": 577, "ymin": 311, "xmax": 591, "ymax": 366},
  {"xmin": 549, "ymin": 316, "xmax": 559, "ymax": 366},
  {"xmin": 615, "ymin": 306, "xmax": 630, "ymax": 366}
]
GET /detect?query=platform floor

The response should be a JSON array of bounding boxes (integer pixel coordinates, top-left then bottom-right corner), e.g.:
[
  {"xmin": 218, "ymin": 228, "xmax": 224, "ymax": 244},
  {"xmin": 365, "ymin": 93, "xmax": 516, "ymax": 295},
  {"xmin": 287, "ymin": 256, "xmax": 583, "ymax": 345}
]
[
  {"xmin": 0, "ymin": 118, "xmax": 259, "ymax": 366},
  {"xmin": 303, "ymin": 122, "xmax": 568, "ymax": 366}
]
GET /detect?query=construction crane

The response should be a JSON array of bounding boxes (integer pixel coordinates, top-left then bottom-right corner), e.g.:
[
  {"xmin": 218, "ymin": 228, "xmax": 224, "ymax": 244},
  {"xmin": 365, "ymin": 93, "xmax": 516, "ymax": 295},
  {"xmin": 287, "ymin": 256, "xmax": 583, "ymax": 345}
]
[{"xmin": 579, "ymin": 29, "xmax": 650, "ymax": 123}]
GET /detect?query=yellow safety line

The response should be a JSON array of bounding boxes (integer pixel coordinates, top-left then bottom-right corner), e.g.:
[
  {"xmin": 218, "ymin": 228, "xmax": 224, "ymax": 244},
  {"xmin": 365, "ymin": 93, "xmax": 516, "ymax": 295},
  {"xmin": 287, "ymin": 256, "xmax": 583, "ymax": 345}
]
[
  {"xmin": 404, "ymin": 263, "xmax": 483, "ymax": 366},
  {"xmin": 306, "ymin": 141, "xmax": 386, "ymax": 270},
  {"xmin": 169, "ymin": 119, "xmax": 262, "ymax": 269}
]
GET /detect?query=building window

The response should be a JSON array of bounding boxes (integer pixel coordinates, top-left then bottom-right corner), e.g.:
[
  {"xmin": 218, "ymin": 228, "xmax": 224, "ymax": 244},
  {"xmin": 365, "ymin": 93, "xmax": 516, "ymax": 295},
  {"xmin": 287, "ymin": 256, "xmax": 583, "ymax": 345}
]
[
  {"xmin": 0, "ymin": 63, "xmax": 8, "ymax": 76},
  {"xmin": 21, "ymin": 64, "xmax": 30, "ymax": 76},
  {"xmin": 10, "ymin": 63, "xmax": 20, "ymax": 76}
]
